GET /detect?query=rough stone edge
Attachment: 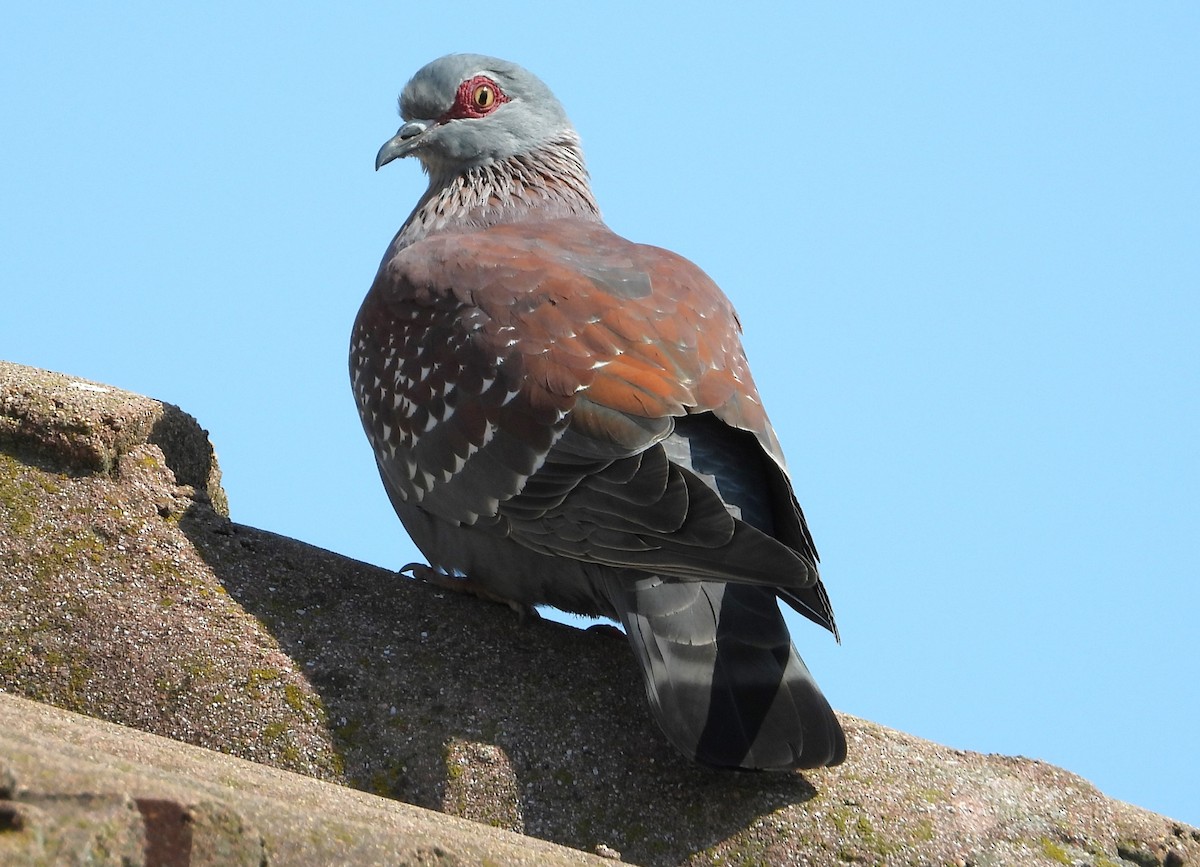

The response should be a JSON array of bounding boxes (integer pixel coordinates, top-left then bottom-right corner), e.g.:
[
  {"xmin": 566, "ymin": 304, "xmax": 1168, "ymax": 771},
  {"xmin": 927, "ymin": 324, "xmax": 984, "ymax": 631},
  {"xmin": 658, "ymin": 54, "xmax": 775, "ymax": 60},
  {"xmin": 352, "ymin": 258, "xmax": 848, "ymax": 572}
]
[
  {"xmin": 0, "ymin": 691, "xmax": 608, "ymax": 866},
  {"xmin": 0, "ymin": 361, "xmax": 227, "ymax": 516}
]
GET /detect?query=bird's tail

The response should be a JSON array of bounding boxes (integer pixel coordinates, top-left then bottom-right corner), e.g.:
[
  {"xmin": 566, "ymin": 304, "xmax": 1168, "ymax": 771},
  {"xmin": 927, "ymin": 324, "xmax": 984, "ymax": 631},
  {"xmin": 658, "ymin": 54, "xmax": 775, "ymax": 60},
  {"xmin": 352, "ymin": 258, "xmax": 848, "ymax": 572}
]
[{"xmin": 603, "ymin": 573, "xmax": 846, "ymax": 770}]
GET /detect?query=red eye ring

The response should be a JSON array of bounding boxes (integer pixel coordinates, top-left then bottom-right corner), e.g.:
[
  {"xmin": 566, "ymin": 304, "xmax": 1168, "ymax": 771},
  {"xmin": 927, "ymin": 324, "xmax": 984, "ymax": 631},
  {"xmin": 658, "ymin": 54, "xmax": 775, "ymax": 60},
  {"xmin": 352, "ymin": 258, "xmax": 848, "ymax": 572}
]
[{"xmin": 440, "ymin": 75, "xmax": 511, "ymax": 121}]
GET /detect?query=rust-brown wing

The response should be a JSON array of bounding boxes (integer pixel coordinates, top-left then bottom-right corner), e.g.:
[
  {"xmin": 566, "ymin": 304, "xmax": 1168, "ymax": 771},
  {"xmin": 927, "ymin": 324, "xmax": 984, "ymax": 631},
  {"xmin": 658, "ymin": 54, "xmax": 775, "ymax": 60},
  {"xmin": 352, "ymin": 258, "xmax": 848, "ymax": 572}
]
[{"xmin": 351, "ymin": 217, "xmax": 828, "ymax": 611}]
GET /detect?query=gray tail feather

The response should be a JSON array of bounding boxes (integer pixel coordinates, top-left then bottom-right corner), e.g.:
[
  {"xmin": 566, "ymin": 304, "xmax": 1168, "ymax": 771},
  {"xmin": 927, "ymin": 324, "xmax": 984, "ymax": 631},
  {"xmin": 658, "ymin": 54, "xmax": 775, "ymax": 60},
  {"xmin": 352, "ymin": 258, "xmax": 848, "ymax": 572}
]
[{"xmin": 604, "ymin": 573, "xmax": 846, "ymax": 770}]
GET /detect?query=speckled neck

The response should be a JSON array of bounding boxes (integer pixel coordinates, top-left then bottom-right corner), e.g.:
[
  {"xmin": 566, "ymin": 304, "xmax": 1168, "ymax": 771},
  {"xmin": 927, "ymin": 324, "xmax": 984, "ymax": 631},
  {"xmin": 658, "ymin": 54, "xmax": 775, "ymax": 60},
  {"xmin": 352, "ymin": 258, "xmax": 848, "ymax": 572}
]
[{"xmin": 390, "ymin": 132, "xmax": 602, "ymax": 252}]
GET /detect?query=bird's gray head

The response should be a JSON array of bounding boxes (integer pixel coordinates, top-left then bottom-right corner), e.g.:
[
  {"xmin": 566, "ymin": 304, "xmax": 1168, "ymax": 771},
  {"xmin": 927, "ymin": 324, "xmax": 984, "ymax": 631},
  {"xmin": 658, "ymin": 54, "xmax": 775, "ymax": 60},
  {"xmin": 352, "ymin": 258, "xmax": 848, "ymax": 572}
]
[{"xmin": 376, "ymin": 54, "xmax": 575, "ymax": 175}]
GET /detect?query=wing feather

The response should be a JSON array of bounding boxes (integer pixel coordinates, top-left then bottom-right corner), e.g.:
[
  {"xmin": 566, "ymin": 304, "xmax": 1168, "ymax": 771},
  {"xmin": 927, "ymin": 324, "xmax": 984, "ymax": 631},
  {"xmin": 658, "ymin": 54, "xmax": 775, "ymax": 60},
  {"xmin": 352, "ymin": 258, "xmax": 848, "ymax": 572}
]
[{"xmin": 350, "ymin": 216, "xmax": 831, "ymax": 620}]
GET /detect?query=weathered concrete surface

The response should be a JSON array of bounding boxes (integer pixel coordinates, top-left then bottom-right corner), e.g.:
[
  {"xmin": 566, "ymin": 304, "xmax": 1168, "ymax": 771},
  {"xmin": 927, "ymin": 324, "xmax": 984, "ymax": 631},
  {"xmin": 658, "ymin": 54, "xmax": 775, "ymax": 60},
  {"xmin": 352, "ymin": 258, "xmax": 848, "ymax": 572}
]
[
  {"xmin": 0, "ymin": 362, "xmax": 342, "ymax": 781},
  {"xmin": 2, "ymin": 360, "xmax": 1198, "ymax": 866},
  {"xmin": 0, "ymin": 360, "xmax": 227, "ymax": 515},
  {"xmin": 0, "ymin": 690, "xmax": 609, "ymax": 866}
]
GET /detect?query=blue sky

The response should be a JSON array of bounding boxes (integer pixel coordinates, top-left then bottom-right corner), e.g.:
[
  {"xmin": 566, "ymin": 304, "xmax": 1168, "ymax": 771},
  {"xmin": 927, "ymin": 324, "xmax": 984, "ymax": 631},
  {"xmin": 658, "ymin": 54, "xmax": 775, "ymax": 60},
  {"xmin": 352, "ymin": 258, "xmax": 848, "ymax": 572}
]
[{"xmin": 3, "ymin": 2, "xmax": 1197, "ymax": 827}]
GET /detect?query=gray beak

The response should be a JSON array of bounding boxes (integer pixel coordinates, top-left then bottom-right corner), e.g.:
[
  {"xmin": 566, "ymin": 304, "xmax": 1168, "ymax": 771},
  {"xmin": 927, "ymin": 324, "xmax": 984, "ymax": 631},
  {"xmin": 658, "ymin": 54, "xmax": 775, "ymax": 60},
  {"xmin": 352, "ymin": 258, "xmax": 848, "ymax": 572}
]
[{"xmin": 375, "ymin": 120, "xmax": 430, "ymax": 170}]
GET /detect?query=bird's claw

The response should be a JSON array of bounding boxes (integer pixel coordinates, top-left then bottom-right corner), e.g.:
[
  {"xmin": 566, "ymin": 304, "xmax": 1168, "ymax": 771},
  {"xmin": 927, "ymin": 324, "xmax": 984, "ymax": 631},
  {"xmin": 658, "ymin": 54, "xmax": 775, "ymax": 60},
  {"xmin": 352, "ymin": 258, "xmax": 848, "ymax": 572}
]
[{"xmin": 397, "ymin": 562, "xmax": 540, "ymax": 624}]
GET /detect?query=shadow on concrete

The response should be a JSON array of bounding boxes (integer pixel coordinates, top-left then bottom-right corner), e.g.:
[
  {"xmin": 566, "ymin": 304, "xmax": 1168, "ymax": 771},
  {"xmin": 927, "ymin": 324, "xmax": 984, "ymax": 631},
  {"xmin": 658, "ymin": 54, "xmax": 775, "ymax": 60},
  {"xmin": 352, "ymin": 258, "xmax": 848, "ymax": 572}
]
[{"xmin": 177, "ymin": 495, "xmax": 821, "ymax": 864}]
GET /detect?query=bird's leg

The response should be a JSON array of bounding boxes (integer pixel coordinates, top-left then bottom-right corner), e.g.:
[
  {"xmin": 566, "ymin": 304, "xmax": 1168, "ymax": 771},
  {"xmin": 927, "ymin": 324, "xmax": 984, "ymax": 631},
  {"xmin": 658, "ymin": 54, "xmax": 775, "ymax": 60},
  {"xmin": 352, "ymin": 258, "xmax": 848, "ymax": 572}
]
[{"xmin": 398, "ymin": 562, "xmax": 541, "ymax": 624}]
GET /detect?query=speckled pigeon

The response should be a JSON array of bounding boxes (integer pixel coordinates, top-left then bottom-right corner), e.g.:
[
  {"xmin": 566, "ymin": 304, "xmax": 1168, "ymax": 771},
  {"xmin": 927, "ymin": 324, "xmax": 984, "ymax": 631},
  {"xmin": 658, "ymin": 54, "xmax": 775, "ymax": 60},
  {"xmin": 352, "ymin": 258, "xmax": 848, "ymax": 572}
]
[{"xmin": 351, "ymin": 54, "xmax": 846, "ymax": 770}]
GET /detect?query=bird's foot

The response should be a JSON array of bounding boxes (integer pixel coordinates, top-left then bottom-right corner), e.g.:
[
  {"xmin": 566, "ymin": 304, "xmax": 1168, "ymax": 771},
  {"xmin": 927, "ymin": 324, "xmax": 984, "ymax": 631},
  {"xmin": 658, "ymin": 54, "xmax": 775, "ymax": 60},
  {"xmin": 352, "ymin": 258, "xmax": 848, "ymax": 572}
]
[{"xmin": 398, "ymin": 562, "xmax": 541, "ymax": 624}]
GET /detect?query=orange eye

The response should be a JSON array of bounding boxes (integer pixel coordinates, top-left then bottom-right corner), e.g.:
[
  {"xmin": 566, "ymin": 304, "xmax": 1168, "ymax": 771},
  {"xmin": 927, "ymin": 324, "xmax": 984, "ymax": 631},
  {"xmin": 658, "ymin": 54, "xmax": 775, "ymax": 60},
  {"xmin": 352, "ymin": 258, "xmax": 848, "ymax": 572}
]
[{"xmin": 472, "ymin": 83, "xmax": 496, "ymax": 110}]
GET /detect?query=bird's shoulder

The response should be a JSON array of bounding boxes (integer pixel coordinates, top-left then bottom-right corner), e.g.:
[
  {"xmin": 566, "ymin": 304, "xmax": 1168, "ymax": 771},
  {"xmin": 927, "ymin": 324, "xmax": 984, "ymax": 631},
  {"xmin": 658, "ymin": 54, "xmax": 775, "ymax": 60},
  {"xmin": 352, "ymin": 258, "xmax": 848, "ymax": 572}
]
[
  {"xmin": 374, "ymin": 219, "xmax": 750, "ymax": 392},
  {"xmin": 355, "ymin": 217, "xmax": 781, "ymax": 458},
  {"xmin": 378, "ymin": 219, "xmax": 729, "ymax": 317}
]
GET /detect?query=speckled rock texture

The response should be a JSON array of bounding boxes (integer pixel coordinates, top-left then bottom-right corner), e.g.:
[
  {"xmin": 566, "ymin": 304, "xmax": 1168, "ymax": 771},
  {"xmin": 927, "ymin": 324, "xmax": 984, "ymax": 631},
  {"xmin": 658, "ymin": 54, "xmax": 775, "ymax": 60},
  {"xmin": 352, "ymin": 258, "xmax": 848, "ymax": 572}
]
[
  {"xmin": 2, "ymin": 360, "xmax": 1197, "ymax": 866},
  {"xmin": 0, "ymin": 691, "xmax": 607, "ymax": 866}
]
